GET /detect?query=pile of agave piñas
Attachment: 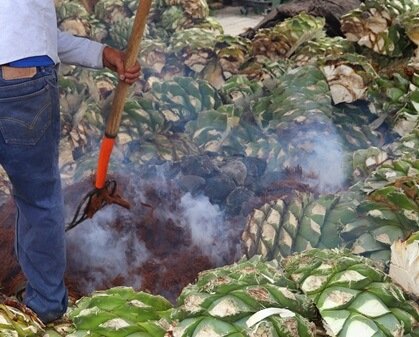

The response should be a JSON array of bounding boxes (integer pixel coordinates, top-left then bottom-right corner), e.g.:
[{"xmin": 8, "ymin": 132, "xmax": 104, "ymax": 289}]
[{"xmin": 1, "ymin": 0, "xmax": 418, "ymax": 336}]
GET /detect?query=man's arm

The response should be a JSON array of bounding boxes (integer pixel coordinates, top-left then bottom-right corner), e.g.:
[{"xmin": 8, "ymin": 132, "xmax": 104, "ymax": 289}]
[
  {"xmin": 57, "ymin": 29, "xmax": 105, "ymax": 69},
  {"xmin": 57, "ymin": 30, "xmax": 141, "ymax": 84}
]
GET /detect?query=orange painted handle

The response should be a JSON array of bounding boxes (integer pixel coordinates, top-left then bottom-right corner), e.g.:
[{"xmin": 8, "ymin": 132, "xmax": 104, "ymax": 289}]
[{"xmin": 95, "ymin": 136, "xmax": 115, "ymax": 189}]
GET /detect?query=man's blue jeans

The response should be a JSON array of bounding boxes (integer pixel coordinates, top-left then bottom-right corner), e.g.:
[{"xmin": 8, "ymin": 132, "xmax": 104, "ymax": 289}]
[{"xmin": 0, "ymin": 65, "xmax": 68, "ymax": 323}]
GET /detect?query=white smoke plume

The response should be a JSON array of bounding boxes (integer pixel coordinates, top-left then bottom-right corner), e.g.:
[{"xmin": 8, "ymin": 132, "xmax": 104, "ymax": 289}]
[
  {"xmin": 300, "ymin": 131, "xmax": 347, "ymax": 193},
  {"xmin": 66, "ymin": 206, "xmax": 150, "ymax": 293},
  {"xmin": 180, "ymin": 193, "xmax": 233, "ymax": 266}
]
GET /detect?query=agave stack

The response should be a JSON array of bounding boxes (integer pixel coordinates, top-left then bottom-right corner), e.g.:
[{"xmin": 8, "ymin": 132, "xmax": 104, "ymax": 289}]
[
  {"xmin": 251, "ymin": 13, "xmax": 326, "ymax": 61},
  {"xmin": 171, "ymin": 256, "xmax": 318, "ymax": 337},
  {"xmin": 340, "ymin": 0, "xmax": 417, "ymax": 57},
  {"xmin": 67, "ymin": 287, "xmax": 173, "ymax": 337},
  {"xmin": 282, "ymin": 249, "xmax": 419, "ymax": 337}
]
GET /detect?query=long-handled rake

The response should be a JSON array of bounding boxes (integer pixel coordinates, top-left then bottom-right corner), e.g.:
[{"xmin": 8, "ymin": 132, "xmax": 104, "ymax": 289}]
[{"xmin": 66, "ymin": 0, "xmax": 153, "ymax": 232}]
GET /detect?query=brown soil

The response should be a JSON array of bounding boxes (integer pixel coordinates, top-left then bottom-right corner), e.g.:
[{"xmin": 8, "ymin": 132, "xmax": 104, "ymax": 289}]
[
  {"xmin": 0, "ymin": 200, "xmax": 25, "ymax": 297},
  {"xmin": 63, "ymin": 175, "xmax": 233, "ymax": 302},
  {"xmin": 0, "ymin": 177, "xmax": 221, "ymax": 302}
]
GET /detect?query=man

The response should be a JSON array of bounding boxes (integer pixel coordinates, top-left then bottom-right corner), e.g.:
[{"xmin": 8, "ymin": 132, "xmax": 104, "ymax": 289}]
[{"xmin": 0, "ymin": 0, "xmax": 140, "ymax": 324}]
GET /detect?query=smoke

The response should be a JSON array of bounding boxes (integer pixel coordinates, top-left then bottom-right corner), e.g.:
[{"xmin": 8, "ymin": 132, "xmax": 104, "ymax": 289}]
[
  {"xmin": 129, "ymin": 168, "xmax": 240, "ymax": 266},
  {"xmin": 299, "ymin": 130, "xmax": 347, "ymax": 193},
  {"xmin": 180, "ymin": 193, "xmax": 232, "ymax": 266},
  {"xmin": 66, "ymin": 206, "xmax": 150, "ymax": 293}
]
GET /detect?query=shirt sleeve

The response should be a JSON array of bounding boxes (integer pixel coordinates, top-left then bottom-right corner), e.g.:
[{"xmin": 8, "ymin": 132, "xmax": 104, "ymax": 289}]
[{"xmin": 57, "ymin": 29, "xmax": 105, "ymax": 68}]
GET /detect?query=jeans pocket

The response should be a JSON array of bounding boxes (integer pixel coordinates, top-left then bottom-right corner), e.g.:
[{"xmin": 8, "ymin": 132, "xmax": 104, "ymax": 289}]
[{"xmin": 0, "ymin": 82, "xmax": 52, "ymax": 145}]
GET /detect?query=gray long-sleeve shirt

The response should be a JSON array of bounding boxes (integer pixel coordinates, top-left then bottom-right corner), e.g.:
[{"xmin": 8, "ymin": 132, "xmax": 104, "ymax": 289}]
[{"xmin": 0, "ymin": 0, "xmax": 105, "ymax": 68}]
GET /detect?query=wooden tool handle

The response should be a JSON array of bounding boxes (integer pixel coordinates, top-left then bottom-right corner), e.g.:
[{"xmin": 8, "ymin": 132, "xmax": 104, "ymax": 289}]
[{"xmin": 105, "ymin": 0, "xmax": 152, "ymax": 138}]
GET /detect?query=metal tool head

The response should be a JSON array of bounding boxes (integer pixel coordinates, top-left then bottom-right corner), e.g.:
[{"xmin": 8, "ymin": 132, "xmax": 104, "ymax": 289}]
[{"xmin": 65, "ymin": 179, "xmax": 130, "ymax": 232}]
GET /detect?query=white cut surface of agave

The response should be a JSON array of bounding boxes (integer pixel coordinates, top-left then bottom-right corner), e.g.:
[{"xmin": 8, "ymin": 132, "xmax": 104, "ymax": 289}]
[
  {"xmin": 389, "ymin": 239, "xmax": 419, "ymax": 297},
  {"xmin": 246, "ymin": 308, "xmax": 296, "ymax": 328},
  {"xmin": 99, "ymin": 318, "xmax": 131, "ymax": 330}
]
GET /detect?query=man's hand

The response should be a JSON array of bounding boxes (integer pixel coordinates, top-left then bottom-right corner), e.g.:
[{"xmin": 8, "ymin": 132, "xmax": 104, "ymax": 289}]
[{"xmin": 102, "ymin": 46, "xmax": 141, "ymax": 85}]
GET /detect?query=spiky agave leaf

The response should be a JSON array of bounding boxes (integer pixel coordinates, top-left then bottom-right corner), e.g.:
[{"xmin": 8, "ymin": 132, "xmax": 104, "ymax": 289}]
[
  {"xmin": 340, "ymin": 0, "xmax": 416, "ymax": 57},
  {"xmin": 160, "ymin": 6, "xmax": 192, "ymax": 32},
  {"xmin": 163, "ymin": 0, "xmax": 209, "ymax": 19},
  {"xmin": 341, "ymin": 157, "xmax": 419, "ymax": 261},
  {"xmin": 122, "ymin": 96, "xmax": 166, "ymax": 135},
  {"xmin": 139, "ymin": 39, "xmax": 168, "ymax": 75},
  {"xmin": 90, "ymin": 69, "xmax": 118, "ymax": 101},
  {"xmin": 107, "ymin": 16, "xmax": 135, "ymax": 49},
  {"xmin": 192, "ymin": 17, "xmax": 224, "ymax": 35},
  {"xmin": 252, "ymin": 13, "xmax": 325, "ymax": 61},
  {"xmin": 124, "ymin": 133, "xmax": 200, "ymax": 165},
  {"xmin": 215, "ymin": 35, "xmax": 252, "ymax": 79},
  {"xmin": 292, "ymin": 37, "xmax": 355, "ymax": 66},
  {"xmin": 94, "ymin": 0, "xmax": 130, "ymax": 25},
  {"xmin": 171, "ymin": 256, "xmax": 317, "ymax": 337},
  {"xmin": 185, "ymin": 104, "xmax": 253, "ymax": 155},
  {"xmin": 251, "ymin": 65, "xmax": 333, "ymax": 130},
  {"xmin": 89, "ymin": 17, "xmax": 109, "ymax": 42},
  {"xmin": 401, "ymin": 6, "xmax": 419, "ymax": 46},
  {"xmin": 282, "ymin": 249, "xmax": 419, "ymax": 337},
  {"xmin": 387, "ymin": 128, "xmax": 419, "ymax": 159},
  {"xmin": 390, "ymin": 231, "xmax": 419, "ymax": 298},
  {"xmin": 67, "ymin": 287, "xmax": 172, "ymax": 337},
  {"xmin": 55, "ymin": 0, "xmax": 91, "ymax": 36},
  {"xmin": 236, "ymin": 58, "xmax": 291, "ymax": 83},
  {"xmin": 246, "ymin": 66, "xmax": 355, "ymax": 183},
  {"xmin": 242, "ymin": 192, "xmax": 344, "ymax": 263},
  {"xmin": 367, "ymin": 69, "xmax": 419, "ymax": 136},
  {"xmin": 331, "ymin": 103, "xmax": 385, "ymax": 152},
  {"xmin": 170, "ymin": 28, "xmax": 218, "ymax": 73},
  {"xmin": 148, "ymin": 77, "xmax": 222, "ymax": 130},
  {"xmin": 220, "ymin": 75, "xmax": 263, "ymax": 104},
  {"xmin": 351, "ymin": 147, "xmax": 389, "ymax": 182}
]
